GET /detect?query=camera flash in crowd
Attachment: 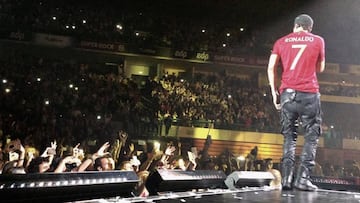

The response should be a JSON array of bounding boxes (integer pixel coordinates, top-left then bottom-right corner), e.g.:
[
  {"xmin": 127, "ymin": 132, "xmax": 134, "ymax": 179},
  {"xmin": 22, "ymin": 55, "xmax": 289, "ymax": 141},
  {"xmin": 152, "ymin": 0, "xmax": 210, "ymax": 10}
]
[
  {"xmin": 5, "ymin": 88, "xmax": 11, "ymax": 93},
  {"xmin": 69, "ymin": 84, "xmax": 74, "ymax": 88},
  {"xmin": 2, "ymin": 79, "xmax": 7, "ymax": 84},
  {"xmin": 44, "ymin": 99, "xmax": 50, "ymax": 105},
  {"xmin": 116, "ymin": 24, "xmax": 123, "ymax": 30},
  {"xmin": 36, "ymin": 77, "xmax": 41, "ymax": 82},
  {"xmin": 97, "ymin": 115, "xmax": 101, "ymax": 120}
]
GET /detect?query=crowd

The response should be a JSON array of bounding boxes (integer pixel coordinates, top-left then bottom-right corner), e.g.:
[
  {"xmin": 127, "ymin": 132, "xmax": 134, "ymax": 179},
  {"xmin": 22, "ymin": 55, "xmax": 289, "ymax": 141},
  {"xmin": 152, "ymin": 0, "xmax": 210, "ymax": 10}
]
[
  {"xmin": 2, "ymin": 0, "xmax": 360, "ymax": 64},
  {"xmin": 321, "ymin": 83, "xmax": 360, "ymax": 97},
  {"xmin": 1, "ymin": 123, "xmax": 359, "ymax": 197},
  {"xmin": 0, "ymin": 0, "xmax": 360, "ymax": 197},
  {"xmin": 0, "ymin": 48, "xmax": 284, "ymax": 150},
  {"xmin": 0, "ymin": 48, "xmax": 358, "ymax": 198},
  {"xmin": 0, "ymin": 48, "xmax": 359, "ymax": 173},
  {"xmin": 0, "ymin": 0, "xmax": 298, "ymax": 56}
]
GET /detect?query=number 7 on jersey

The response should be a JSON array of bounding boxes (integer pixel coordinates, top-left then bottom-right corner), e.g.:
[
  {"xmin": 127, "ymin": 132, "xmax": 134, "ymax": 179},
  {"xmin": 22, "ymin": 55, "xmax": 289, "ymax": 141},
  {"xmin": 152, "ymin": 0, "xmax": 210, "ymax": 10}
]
[{"xmin": 290, "ymin": 44, "xmax": 307, "ymax": 70}]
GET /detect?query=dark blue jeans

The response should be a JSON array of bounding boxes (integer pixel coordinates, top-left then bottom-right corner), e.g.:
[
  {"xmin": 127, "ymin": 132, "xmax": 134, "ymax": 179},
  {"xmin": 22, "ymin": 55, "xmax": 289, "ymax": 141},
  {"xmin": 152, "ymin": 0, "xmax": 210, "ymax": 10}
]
[{"xmin": 280, "ymin": 88, "xmax": 322, "ymax": 173}]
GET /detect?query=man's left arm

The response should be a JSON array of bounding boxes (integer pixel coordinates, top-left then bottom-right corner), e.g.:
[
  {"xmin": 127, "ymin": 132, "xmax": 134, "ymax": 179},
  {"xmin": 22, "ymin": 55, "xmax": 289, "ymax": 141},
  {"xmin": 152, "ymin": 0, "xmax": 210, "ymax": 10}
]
[{"xmin": 316, "ymin": 38, "xmax": 326, "ymax": 73}]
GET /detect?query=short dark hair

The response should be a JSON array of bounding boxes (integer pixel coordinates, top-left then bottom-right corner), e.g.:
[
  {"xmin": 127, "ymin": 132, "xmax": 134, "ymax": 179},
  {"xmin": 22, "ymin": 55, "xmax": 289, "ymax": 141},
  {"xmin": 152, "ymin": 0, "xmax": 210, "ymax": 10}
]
[{"xmin": 294, "ymin": 14, "xmax": 313, "ymax": 31}]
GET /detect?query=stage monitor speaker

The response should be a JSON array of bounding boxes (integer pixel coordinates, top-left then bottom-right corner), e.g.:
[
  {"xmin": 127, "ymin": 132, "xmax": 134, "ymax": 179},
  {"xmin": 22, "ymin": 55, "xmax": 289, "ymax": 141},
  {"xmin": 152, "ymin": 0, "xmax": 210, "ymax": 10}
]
[
  {"xmin": 225, "ymin": 171, "xmax": 275, "ymax": 189},
  {"xmin": 0, "ymin": 171, "xmax": 139, "ymax": 202},
  {"xmin": 311, "ymin": 176, "xmax": 360, "ymax": 192},
  {"xmin": 145, "ymin": 169, "xmax": 227, "ymax": 195}
]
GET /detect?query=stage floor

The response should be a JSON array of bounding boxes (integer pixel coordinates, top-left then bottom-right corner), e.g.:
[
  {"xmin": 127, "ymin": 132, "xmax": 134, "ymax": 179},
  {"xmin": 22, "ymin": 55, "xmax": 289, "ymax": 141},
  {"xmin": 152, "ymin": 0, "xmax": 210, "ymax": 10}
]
[{"xmin": 75, "ymin": 187, "xmax": 360, "ymax": 203}]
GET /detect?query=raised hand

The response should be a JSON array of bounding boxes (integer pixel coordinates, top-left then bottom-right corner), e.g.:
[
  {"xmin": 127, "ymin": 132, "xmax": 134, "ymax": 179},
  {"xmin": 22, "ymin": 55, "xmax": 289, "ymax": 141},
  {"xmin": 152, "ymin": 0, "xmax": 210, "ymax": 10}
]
[
  {"xmin": 118, "ymin": 131, "xmax": 128, "ymax": 146},
  {"xmin": 164, "ymin": 146, "xmax": 176, "ymax": 156},
  {"xmin": 92, "ymin": 142, "xmax": 111, "ymax": 160},
  {"xmin": 72, "ymin": 143, "xmax": 84, "ymax": 159},
  {"xmin": 41, "ymin": 140, "xmax": 57, "ymax": 157}
]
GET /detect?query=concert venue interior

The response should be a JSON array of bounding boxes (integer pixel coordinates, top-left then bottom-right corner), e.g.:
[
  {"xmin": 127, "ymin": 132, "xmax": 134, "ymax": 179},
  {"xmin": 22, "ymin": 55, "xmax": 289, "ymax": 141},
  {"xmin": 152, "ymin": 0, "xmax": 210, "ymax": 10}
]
[{"xmin": 1, "ymin": 0, "xmax": 360, "ymax": 202}]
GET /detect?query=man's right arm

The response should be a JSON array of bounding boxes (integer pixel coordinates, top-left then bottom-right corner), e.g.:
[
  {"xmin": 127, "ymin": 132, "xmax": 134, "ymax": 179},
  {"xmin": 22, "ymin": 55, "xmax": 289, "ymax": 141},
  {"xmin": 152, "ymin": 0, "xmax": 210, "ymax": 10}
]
[{"xmin": 267, "ymin": 53, "xmax": 281, "ymax": 110}]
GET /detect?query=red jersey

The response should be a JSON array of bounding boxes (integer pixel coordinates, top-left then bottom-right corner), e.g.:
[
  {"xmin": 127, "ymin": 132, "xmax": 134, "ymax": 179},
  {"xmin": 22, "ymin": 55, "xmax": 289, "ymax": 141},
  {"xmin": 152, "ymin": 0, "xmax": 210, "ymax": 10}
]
[{"xmin": 272, "ymin": 31, "xmax": 325, "ymax": 93}]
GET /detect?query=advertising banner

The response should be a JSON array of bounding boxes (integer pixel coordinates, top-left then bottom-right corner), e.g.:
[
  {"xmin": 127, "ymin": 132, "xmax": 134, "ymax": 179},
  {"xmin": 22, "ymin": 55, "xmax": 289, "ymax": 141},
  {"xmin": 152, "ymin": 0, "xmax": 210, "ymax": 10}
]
[{"xmin": 33, "ymin": 33, "xmax": 73, "ymax": 47}]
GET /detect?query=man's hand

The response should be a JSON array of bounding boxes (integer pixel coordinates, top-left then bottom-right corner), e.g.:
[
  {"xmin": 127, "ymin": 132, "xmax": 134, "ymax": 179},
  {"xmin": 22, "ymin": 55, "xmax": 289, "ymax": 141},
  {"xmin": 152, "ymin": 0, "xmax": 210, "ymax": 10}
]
[
  {"xmin": 41, "ymin": 140, "xmax": 57, "ymax": 157},
  {"xmin": 92, "ymin": 142, "xmax": 110, "ymax": 160},
  {"xmin": 118, "ymin": 131, "xmax": 128, "ymax": 146},
  {"xmin": 272, "ymin": 90, "xmax": 281, "ymax": 111},
  {"xmin": 164, "ymin": 146, "xmax": 176, "ymax": 156}
]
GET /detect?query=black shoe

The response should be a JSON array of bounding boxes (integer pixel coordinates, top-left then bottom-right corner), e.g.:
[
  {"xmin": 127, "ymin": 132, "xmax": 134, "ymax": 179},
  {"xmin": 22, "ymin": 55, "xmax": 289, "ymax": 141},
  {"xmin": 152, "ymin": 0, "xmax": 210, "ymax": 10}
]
[
  {"xmin": 282, "ymin": 182, "xmax": 293, "ymax": 190},
  {"xmin": 282, "ymin": 175, "xmax": 293, "ymax": 190},
  {"xmin": 293, "ymin": 178, "xmax": 318, "ymax": 191},
  {"xmin": 281, "ymin": 167, "xmax": 294, "ymax": 190}
]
